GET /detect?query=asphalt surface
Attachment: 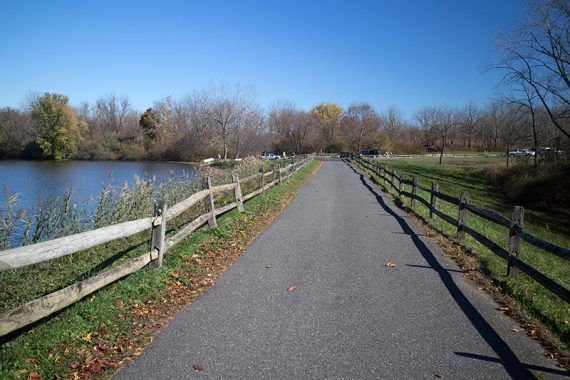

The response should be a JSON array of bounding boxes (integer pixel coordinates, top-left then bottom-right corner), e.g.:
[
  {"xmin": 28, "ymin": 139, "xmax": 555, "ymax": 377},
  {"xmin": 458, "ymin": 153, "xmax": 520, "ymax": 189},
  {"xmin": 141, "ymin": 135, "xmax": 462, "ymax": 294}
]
[{"xmin": 114, "ymin": 160, "xmax": 568, "ymax": 379}]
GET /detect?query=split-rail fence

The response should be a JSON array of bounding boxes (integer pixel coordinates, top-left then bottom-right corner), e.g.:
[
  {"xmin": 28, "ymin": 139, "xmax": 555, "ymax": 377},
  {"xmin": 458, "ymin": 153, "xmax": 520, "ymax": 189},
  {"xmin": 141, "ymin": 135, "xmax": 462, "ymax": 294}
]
[
  {"xmin": 350, "ymin": 155, "xmax": 570, "ymax": 304},
  {"xmin": 0, "ymin": 157, "xmax": 310, "ymax": 337}
]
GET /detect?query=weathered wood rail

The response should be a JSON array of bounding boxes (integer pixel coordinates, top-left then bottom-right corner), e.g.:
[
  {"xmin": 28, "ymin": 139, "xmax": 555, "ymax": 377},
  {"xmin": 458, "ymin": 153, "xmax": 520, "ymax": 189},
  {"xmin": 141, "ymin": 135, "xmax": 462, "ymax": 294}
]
[
  {"xmin": 349, "ymin": 155, "xmax": 570, "ymax": 304},
  {"xmin": 0, "ymin": 157, "xmax": 311, "ymax": 337}
]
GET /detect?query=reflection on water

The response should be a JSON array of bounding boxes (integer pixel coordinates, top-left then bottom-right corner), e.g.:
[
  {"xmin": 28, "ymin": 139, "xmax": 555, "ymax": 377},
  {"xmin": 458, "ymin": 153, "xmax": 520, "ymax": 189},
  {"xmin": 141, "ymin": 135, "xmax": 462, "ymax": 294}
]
[{"xmin": 0, "ymin": 160, "xmax": 198, "ymax": 213}]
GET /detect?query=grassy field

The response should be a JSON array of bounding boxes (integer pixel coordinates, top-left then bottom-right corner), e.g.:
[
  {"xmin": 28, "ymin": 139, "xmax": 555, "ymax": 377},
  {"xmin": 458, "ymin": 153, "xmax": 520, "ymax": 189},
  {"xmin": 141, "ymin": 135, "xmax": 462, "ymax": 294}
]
[
  {"xmin": 354, "ymin": 155, "xmax": 570, "ymax": 353},
  {"xmin": 0, "ymin": 159, "xmax": 318, "ymax": 379}
]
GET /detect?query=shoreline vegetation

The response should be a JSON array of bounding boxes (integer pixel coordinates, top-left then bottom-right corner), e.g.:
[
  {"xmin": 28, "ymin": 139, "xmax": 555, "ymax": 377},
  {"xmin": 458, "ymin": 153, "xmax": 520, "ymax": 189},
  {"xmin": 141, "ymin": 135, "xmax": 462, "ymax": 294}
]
[{"xmin": 0, "ymin": 156, "xmax": 272, "ymax": 250}]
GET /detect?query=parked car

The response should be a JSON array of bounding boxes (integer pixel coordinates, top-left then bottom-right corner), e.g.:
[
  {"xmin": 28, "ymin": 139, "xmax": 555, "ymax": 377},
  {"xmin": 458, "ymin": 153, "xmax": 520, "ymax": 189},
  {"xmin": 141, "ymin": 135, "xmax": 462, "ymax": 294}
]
[
  {"xmin": 507, "ymin": 149, "xmax": 533, "ymax": 157},
  {"xmin": 358, "ymin": 149, "xmax": 380, "ymax": 157},
  {"xmin": 537, "ymin": 147, "xmax": 564, "ymax": 156},
  {"xmin": 262, "ymin": 153, "xmax": 280, "ymax": 160}
]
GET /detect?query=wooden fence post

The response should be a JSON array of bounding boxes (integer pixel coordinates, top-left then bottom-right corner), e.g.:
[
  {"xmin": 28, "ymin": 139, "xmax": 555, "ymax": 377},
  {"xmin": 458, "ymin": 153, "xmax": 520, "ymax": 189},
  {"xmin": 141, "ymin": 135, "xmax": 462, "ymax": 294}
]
[
  {"xmin": 397, "ymin": 172, "xmax": 404, "ymax": 202},
  {"xmin": 149, "ymin": 200, "xmax": 167, "ymax": 268},
  {"xmin": 457, "ymin": 191, "xmax": 469, "ymax": 239},
  {"xmin": 430, "ymin": 182, "xmax": 438, "ymax": 219},
  {"xmin": 202, "ymin": 177, "xmax": 217, "ymax": 228},
  {"xmin": 272, "ymin": 164, "xmax": 277, "ymax": 184},
  {"xmin": 278, "ymin": 164, "xmax": 282, "ymax": 184},
  {"xmin": 232, "ymin": 173, "xmax": 244, "ymax": 213},
  {"xmin": 383, "ymin": 165, "xmax": 387, "ymax": 186},
  {"xmin": 411, "ymin": 175, "xmax": 418, "ymax": 208},
  {"xmin": 259, "ymin": 165, "xmax": 265, "ymax": 195},
  {"xmin": 507, "ymin": 206, "xmax": 524, "ymax": 277}
]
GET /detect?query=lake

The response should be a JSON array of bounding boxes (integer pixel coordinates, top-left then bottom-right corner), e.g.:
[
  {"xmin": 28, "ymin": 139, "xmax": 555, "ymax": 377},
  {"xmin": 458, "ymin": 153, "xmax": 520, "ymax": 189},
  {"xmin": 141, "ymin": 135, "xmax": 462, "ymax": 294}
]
[{"xmin": 0, "ymin": 160, "xmax": 198, "ymax": 214}]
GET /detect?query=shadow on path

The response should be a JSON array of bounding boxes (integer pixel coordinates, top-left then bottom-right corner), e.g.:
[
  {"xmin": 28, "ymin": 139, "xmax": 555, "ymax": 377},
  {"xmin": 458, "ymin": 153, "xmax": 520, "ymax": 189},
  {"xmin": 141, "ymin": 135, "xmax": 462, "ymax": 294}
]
[{"xmin": 346, "ymin": 162, "xmax": 541, "ymax": 379}]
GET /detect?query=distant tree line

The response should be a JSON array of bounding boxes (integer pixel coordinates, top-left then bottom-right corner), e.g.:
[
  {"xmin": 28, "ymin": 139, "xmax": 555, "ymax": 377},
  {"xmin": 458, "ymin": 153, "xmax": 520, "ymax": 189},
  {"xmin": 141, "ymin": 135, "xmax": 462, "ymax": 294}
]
[
  {"xmin": 0, "ymin": 90, "xmax": 567, "ymax": 162},
  {"xmin": 0, "ymin": 2, "xmax": 568, "ymax": 162}
]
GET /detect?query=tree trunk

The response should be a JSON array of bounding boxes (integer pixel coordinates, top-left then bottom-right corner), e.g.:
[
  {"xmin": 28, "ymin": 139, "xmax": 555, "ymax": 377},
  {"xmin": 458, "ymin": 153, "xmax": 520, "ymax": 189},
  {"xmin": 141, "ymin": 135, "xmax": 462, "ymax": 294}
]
[
  {"xmin": 439, "ymin": 135, "xmax": 446, "ymax": 165},
  {"xmin": 530, "ymin": 108, "xmax": 538, "ymax": 169},
  {"xmin": 222, "ymin": 129, "xmax": 228, "ymax": 160},
  {"xmin": 235, "ymin": 134, "xmax": 240, "ymax": 159}
]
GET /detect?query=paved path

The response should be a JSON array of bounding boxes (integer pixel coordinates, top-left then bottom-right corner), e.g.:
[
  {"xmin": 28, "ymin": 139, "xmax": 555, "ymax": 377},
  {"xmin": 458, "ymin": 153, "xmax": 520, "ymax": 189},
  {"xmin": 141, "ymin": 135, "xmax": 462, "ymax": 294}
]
[{"xmin": 115, "ymin": 160, "xmax": 567, "ymax": 379}]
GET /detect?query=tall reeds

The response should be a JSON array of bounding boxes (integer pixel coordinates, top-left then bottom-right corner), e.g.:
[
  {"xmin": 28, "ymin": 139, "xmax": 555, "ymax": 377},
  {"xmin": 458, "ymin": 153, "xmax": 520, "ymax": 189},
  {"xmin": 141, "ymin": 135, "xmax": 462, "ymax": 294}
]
[{"xmin": 0, "ymin": 157, "xmax": 267, "ymax": 250}]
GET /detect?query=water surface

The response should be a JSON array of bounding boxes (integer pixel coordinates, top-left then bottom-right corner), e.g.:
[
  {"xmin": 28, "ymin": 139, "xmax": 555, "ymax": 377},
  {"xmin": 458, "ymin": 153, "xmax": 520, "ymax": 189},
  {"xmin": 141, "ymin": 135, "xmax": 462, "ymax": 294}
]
[{"xmin": 0, "ymin": 160, "xmax": 197, "ymax": 213}]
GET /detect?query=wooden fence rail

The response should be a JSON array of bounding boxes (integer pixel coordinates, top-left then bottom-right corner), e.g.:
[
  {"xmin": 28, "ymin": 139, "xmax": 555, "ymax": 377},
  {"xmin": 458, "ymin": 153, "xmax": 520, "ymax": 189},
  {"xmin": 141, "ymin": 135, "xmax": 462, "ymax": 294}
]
[
  {"xmin": 349, "ymin": 155, "xmax": 570, "ymax": 304},
  {"xmin": 0, "ymin": 156, "xmax": 311, "ymax": 337}
]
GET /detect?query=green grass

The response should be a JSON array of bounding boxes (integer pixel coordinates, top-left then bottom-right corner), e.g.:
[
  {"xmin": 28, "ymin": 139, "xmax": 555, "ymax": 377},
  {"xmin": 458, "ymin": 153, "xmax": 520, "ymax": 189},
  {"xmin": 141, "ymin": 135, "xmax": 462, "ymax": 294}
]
[
  {"xmin": 353, "ymin": 156, "xmax": 570, "ymax": 351},
  {"xmin": 0, "ymin": 160, "xmax": 317, "ymax": 379}
]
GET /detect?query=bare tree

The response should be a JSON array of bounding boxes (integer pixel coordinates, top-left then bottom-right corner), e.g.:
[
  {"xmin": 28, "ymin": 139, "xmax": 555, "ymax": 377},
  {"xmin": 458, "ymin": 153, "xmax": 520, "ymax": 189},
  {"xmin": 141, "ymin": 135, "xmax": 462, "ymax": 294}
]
[
  {"xmin": 415, "ymin": 106, "xmax": 457, "ymax": 164},
  {"xmin": 200, "ymin": 83, "xmax": 258, "ymax": 159},
  {"xmin": 504, "ymin": 78, "xmax": 543, "ymax": 167},
  {"xmin": 458, "ymin": 100, "xmax": 480, "ymax": 150},
  {"xmin": 340, "ymin": 103, "xmax": 381, "ymax": 152},
  {"xmin": 94, "ymin": 94, "xmax": 131, "ymax": 135},
  {"xmin": 501, "ymin": 104, "xmax": 528, "ymax": 167},
  {"xmin": 494, "ymin": 0, "xmax": 570, "ymax": 140},
  {"xmin": 269, "ymin": 102, "xmax": 312, "ymax": 154},
  {"xmin": 0, "ymin": 108, "xmax": 34, "ymax": 157},
  {"xmin": 381, "ymin": 106, "xmax": 405, "ymax": 139},
  {"xmin": 483, "ymin": 99, "xmax": 508, "ymax": 150}
]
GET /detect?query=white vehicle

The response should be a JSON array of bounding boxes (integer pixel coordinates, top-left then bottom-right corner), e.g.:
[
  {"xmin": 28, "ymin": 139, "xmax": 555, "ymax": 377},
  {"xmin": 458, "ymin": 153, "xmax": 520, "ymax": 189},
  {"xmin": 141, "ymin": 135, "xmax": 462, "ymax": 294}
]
[
  {"xmin": 507, "ymin": 149, "xmax": 533, "ymax": 157},
  {"xmin": 262, "ymin": 153, "xmax": 280, "ymax": 160}
]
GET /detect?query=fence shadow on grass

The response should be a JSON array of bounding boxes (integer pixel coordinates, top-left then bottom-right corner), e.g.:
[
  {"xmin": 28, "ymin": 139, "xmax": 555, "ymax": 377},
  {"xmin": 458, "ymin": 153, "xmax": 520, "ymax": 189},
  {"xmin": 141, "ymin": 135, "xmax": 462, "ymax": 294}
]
[{"xmin": 346, "ymin": 162, "xmax": 539, "ymax": 379}]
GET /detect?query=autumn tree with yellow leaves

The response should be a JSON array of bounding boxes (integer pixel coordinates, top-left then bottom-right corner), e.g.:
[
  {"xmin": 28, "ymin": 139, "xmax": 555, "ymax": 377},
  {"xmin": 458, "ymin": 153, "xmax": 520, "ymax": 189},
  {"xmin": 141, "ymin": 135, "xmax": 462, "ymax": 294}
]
[
  {"xmin": 311, "ymin": 103, "xmax": 343, "ymax": 152},
  {"xmin": 31, "ymin": 93, "xmax": 82, "ymax": 160}
]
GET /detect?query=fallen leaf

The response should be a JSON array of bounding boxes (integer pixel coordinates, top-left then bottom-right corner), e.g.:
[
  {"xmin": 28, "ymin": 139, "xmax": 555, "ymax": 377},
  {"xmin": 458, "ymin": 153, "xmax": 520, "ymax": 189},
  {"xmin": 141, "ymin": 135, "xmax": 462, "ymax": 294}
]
[
  {"xmin": 27, "ymin": 372, "xmax": 40, "ymax": 380},
  {"xmin": 100, "ymin": 323, "xmax": 110, "ymax": 335},
  {"xmin": 287, "ymin": 286, "xmax": 296, "ymax": 292},
  {"xmin": 265, "ymin": 265, "xmax": 272, "ymax": 269},
  {"xmin": 17, "ymin": 369, "xmax": 28, "ymax": 374},
  {"xmin": 385, "ymin": 262, "xmax": 397, "ymax": 267},
  {"xmin": 81, "ymin": 332, "xmax": 94, "ymax": 342},
  {"xmin": 496, "ymin": 306, "xmax": 510, "ymax": 312},
  {"xmin": 529, "ymin": 328, "xmax": 538, "ymax": 338},
  {"xmin": 435, "ymin": 373, "xmax": 444, "ymax": 378},
  {"xmin": 193, "ymin": 364, "xmax": 204, "ymax": 371},
  {"xmin": 511, "ymin": 328, "xmax": 519, "ymax": 332},
  {"xmin": 132, "ymin": 347, "xmax": 144, "ymax": 356},
  {"xmin": 544, "ymin": 351, "xmax": 555, "ymax": 359},
  {"xmin": 114, "ymin": 299, "xmax": 124, "ymax": 308}
]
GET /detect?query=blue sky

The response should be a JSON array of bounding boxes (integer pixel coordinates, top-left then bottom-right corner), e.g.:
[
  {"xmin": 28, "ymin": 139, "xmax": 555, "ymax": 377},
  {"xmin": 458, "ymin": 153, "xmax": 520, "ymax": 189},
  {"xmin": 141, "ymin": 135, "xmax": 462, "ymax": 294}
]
[{"xmin": 0, "ymin": 0, "xmax": 525, "ymax": 118}]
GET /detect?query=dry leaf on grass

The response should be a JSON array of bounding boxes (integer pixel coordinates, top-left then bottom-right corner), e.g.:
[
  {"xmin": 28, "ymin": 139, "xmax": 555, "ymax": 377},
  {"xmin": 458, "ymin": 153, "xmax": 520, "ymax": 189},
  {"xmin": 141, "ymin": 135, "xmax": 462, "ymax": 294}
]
[
  {"xmin": 27, "ymin": 372, "xmax": 41, "ymax": 380},
  {"xmin": 385, "ymin": 262, "xmax": 397, "ymax": 268}
]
